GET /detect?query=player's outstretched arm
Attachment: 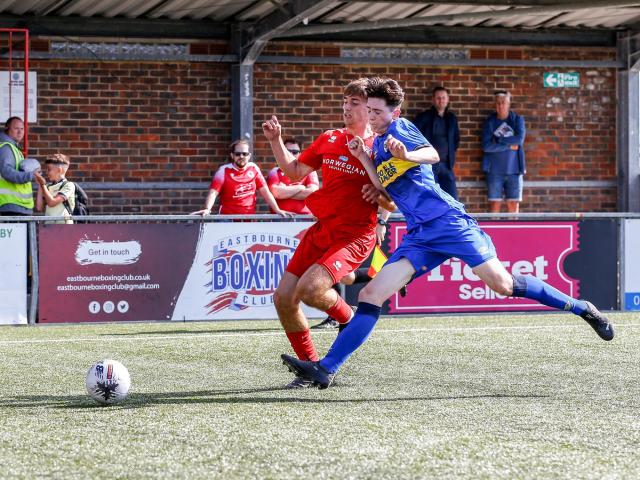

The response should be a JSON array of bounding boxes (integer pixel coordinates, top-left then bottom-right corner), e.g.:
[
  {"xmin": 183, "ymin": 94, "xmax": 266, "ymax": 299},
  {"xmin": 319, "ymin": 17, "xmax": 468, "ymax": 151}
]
[
  {"xmin": 258, "ymin": 186, "xmax": 294, "ymax": 218},
  {"xmin": 348, "ymin": 136, "xmax": 385, "ymax": 191},
  {"xmin": 386, "ymin": 135, "xmax": 440, "ymax": 165},
  {"xmin": 362, "ymin": 184, "xmax": 396, "ymax": 211},
  {"xmin": 262, "ymin": 115, "xmax": 314, "ymax": 182},
  {"xmin": 191, "ymin": 189, "xmax": 217, "ymax": 216},
  {"xmin": 376, "ymin": 191, "xmax": 396, "ymax": 212}
]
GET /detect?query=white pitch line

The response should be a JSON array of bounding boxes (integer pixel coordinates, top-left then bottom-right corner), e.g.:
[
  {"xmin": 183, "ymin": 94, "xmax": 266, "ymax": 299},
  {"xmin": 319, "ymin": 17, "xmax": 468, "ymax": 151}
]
[{"xmin": 0, "ymin": 323, "xmax": 638, "ymax": 346}]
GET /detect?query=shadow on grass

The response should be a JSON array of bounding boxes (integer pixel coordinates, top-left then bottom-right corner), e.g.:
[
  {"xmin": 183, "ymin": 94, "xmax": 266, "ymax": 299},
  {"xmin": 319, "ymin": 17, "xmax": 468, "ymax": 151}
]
[
  {"xmin": 1, "ymin": 388, "xmax": 549, "ymax": 410},
  {"xmin": 100, "ymin": 328, "xmax": 284, "ymax": 336}
]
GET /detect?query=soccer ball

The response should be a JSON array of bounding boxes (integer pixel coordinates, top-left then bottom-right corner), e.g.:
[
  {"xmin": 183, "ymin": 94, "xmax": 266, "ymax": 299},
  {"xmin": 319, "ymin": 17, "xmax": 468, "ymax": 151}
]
[{"xmin": 85, "ymin": 359, "xmax": 131, "ymax": 405}]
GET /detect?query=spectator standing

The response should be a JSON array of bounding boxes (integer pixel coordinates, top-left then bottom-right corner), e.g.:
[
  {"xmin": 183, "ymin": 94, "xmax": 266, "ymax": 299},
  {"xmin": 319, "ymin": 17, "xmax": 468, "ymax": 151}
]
[
  {"xmin": 267, "ymin": 138, "xmax": 319, "ymax": 215},
  {"xmin": 34, "ymin": 154, "xmax": 75, "ymax": 224},
  {"xmin": 414, "ymin": 87, "xmax": 460, "ymax": 199},
  {"xmin": 0, "ymin": 117, "xmax": 36, "ymax": 216},
  {"xmin": 481, "ymin": 91, "xmax": 526, "ymax": 213},
  {"xmin": 193, "ymin": 139, "xmax": 291, "ymax": 217}
]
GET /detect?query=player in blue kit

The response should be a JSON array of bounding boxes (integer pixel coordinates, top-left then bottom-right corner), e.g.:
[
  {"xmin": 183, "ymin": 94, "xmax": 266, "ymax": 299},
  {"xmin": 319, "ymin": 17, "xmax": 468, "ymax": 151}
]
[{"xmin": 281, "ymin": 77, "xmax": 615, "ymax": 389}]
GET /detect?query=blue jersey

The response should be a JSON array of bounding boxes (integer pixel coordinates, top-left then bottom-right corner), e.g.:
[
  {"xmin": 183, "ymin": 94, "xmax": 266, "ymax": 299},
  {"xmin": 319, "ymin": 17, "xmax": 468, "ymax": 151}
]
[{"xmin": 372, "ymin": 118, "xmax": 464, "ymax": 231}]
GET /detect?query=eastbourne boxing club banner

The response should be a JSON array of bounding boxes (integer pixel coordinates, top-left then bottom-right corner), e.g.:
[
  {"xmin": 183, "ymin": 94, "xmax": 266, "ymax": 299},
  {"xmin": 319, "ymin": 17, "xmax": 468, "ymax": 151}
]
[
  {"xmin": 386, "ymin": 220, "xmax": 618, "ymax": 314},
  {"xmin": 624, "ymin": 219, "xmax": 640, "ymax": 310},
  {"xmin": 0, "ymin": 223, "xmax": 27, "ymax": 324},
  {"xmin": 38, "ymin": 222, "xmax": 323, "ymax": 322}
]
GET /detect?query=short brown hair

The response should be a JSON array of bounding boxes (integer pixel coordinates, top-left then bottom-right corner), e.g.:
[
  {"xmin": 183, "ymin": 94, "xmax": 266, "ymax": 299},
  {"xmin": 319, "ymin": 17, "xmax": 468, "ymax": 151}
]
[
  {"xmin": 45, "ymin": 153, "xmax": 70, "ymax": 165},
  {"xmin": 344, "ymin": 78, "xmax": 368, "ymax": 99},
  {"xmin": 283, "ymin": 137, "xmax": 300, "ymax": 147},
  {"xmin": 229, "ymin": 139, "xmax": 250, "ymax": 154},
  {"xmin": 366, "ymin": 77, "xmax": 405, "ymax": 109}
]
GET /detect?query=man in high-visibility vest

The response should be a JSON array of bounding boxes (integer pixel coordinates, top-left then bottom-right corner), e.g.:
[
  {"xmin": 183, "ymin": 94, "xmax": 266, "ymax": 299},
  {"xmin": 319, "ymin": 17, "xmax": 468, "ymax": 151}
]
[{"xmin": 0, "ymin": 116, "xmax": 36, "ymax": 216}]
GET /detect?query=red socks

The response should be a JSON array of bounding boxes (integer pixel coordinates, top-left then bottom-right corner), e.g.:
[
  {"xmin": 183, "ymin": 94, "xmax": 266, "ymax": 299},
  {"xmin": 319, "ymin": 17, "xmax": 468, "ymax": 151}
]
[
  {"xmin": 326, "ymin": 295, "xmax": 354, "ymax": 324},
  {"xmin": 286, "ymin": 330, "xmax": 319, "ymax": 361},
  {"xmin": 285, "ymin": 297, "xmax": 353, "ymax": 361}
]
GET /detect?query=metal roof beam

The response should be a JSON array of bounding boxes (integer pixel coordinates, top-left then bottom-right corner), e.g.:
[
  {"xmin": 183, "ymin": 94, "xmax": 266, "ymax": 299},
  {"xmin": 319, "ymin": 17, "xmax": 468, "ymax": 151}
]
[
  {"xmin": 0, "ymin": 13, "xmax": 228, "ymax": 39},
  {"xmin": 240, "ymin": 0, "xmax": 333, "ymax": 64},
  {"xmin": 278, "ymin": 0, "xmax": 640, "ymax": 37},
  {"xmin": 285, "ymin": 24, "xmax": 616, "ymax": 46},
  {"xmin": 350, "ymin": 0, "xmax": 618, "ymax": 5}
]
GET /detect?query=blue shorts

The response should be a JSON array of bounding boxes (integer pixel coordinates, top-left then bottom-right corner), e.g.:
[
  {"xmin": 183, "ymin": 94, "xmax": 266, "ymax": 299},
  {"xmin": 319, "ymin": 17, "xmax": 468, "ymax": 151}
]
[
  {"xmin": 387, "ymin": 210, "xmax": 497, "ymax": 279},
  {"xmin": 487, "ymin": 172, "xmax": 523, "ymax": 201}
]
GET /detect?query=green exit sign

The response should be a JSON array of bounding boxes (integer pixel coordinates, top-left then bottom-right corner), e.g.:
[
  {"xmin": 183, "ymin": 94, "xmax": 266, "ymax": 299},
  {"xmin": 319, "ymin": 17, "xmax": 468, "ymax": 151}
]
[{"xmin": 543, "ymin": 72, "xmax": 580, "ymax": 88}]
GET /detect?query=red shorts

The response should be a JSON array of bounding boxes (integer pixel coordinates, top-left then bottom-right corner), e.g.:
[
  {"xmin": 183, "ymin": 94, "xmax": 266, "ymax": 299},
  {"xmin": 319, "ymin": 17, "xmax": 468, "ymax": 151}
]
[{"xmin": 286, "ymin": 221, "xmax": 376, "ymax": 284}]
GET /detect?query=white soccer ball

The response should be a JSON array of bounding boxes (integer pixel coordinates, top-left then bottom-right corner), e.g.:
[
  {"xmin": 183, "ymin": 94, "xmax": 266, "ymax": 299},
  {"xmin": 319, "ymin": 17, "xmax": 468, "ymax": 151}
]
[{"xmin": 85, "ymin": 359, "xmax": 131, "ymax": 405}]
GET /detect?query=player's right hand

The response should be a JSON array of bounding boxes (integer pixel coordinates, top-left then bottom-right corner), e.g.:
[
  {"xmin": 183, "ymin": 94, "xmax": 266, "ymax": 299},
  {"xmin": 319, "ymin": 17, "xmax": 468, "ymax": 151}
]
[
  {"xmin": 384, "ymin": 135, "xmax": 408, "ymax": 160},
  {"xmin": 262, "ymin": 115, "xmax": 281, "ymax": 140},
  {"xmin": 347, "ymin": 136, "xmax": 367, "ymax": 158}
]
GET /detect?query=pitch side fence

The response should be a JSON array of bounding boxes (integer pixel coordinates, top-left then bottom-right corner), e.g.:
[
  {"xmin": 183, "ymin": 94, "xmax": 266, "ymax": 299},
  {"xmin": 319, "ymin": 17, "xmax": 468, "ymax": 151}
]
[{"xmin": 0, "ymin": 212, "xmax": 639, "ymax": 325}]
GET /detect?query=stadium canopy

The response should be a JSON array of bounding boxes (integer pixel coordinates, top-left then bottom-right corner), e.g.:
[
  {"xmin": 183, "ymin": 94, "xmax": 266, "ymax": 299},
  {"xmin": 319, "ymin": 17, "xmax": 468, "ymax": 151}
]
[{"xmin": 1, "ymin": 0, "xmax": 639, "ymax": 211}]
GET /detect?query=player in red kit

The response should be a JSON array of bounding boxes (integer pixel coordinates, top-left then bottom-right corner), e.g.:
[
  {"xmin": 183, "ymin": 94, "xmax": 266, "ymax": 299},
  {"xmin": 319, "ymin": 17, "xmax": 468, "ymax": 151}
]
[
  {"xmin": 192, "ymin": 139, "xmax": 290, "ymax": 217},
  {"xmin": 262, "ymin": 78, "xmax": 394, "ymax": 388},
  {"xmin": 267, "ymin": 137, "xmax": 319, "ymax": 215}
]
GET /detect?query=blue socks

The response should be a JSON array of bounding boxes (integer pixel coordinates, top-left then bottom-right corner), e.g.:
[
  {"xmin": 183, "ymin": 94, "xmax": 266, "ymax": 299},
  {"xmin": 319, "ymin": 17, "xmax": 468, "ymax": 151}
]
[
  {"xmin": 320, "ymin": 302, "xmax": 381, "ymax": 374},
  {"xmin": 512, "ymin": 274, "xmax": 587, "ymax": 315},
  {"xmin": 319, "ymin": 277, "xmax": 587, "ymax": 375}
]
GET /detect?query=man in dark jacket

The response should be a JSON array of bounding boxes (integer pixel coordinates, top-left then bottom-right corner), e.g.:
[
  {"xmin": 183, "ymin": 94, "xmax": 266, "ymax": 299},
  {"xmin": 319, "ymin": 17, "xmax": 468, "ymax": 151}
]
[{"xmin": 414, "ymin": 86, "xmax": 460, "ymax": 199}]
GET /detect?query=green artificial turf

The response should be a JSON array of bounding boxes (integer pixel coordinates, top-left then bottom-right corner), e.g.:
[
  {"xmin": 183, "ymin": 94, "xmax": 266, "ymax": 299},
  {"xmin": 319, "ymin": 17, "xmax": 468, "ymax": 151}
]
[{"xmin": 1, "ymin": 312, "xmax": 638, "ymax": 479}]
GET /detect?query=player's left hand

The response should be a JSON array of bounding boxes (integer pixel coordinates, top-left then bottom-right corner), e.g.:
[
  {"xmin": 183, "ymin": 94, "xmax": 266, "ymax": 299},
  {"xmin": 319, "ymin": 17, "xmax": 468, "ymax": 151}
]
[
  {"xmin": 276, "ymin": 209, "xmax": 294, "ymax": 218},
  {"xmin": 361, "ymin": 184, "xmax": 380, "ymax": 203},
  {"xmin": 375, "ymin": 224, "xmax": 386, "ymax": 246},
  {"xmin": 384, "ymin": 135, "xmax": 408, "ymax": 159}
]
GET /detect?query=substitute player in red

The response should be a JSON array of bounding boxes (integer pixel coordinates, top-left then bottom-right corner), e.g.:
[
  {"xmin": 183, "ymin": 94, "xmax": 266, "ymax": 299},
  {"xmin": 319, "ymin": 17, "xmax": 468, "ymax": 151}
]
[
  {"xmin": 193, "ymin": 139, "xmax": 290, "ymax": 217},
  {"xmin": 262, "ymin": 78, "xmax": 394, "ymax": 388},
  {"xmin": 267, "ymin": 137, "xmax": 319, "ymax": 215}
]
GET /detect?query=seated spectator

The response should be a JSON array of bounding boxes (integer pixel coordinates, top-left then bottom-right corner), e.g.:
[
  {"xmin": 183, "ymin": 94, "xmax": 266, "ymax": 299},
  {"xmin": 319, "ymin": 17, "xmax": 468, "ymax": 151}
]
[
  {"xmin": 0, "ymin": 116, "xmax": 37, "ymax": 216},
  {"xmin": 192, "ymin": 139, "xmax": 291, "ymax": 217},
  {"xmin": 34, "ymin": 154, "xmax": 75, "ymax": 224},
  {"xmin": 267, "ymin": 138, "xmax": 319, "ymax": 215}
]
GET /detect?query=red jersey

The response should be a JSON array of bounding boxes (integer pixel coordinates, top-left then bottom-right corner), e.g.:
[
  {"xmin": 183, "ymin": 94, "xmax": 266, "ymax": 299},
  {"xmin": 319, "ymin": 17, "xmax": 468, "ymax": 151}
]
[
  {"xmin": 209, "ymin": 162, "xmax": 266, "ymax": 215},
  {"xmin": 267, "ymin": 167, "xmax": 319, "ymax": 214},
  {"xmin": 298, "ymin": 128, "xmax": 377, "ymax": 228}
]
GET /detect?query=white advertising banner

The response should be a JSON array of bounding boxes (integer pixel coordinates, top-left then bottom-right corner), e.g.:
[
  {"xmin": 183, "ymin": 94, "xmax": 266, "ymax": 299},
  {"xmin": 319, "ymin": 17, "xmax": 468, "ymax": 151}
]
[
  {"xmin": 172, "ymin": 222, "xmax": 324, "ymax": 320},
  {"xmin": 624, "ymin": 219, "xmax": 640, "ymax": 311},
  {"xmin": 0, "ymin": 71, "xmax": 37, "ymax": 122},
  {"xmin": 0, "ymin": 223, "xmax": 27, "ymax": 324}
]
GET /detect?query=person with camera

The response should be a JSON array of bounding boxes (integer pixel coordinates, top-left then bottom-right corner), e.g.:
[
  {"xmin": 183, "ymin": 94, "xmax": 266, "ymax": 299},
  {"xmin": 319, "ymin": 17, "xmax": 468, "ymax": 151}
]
[{"xmin": 34, "ymin": 154, "xmax": 76, "ymax": 224}]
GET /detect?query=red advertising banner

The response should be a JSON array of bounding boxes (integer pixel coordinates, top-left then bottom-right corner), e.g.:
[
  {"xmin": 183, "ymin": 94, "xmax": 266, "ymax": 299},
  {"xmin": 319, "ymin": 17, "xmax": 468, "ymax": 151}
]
[{"xmin": 388, "ymin": 222, "xmax": 580, "ymax": 313}]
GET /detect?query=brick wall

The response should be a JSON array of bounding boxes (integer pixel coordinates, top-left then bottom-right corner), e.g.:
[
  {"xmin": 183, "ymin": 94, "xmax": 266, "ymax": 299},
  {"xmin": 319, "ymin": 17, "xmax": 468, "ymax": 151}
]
[
  {"xmin": 28, "ymin": 59, "xmax": 232, "ymax": 213},
  {"xmin": 21, "ymin": 40, "xmax": 617, "ymax": 214}
]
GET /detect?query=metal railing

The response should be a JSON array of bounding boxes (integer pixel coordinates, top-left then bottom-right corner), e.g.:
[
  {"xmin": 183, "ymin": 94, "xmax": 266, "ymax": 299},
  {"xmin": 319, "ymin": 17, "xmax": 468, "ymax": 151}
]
[{"xmin": 1, "ymin": 211, "xmax": 638, "ymax": 325}]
